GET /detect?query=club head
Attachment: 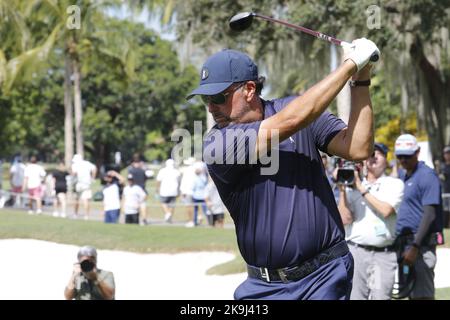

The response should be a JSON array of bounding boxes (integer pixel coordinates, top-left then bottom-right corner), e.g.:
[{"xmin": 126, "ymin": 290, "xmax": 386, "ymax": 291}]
[{"xmin": 229, "ymin": 12, "xmax": 255, "ymax": 31}]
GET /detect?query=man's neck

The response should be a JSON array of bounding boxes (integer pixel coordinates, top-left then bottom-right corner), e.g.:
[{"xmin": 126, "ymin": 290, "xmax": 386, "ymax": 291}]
[{"xmin": 366, "ymin": 172, "xmax": 383, "ymax": 183}]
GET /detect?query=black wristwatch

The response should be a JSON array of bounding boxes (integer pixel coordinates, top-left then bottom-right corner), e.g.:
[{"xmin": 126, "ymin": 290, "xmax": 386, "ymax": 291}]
[{"xmin": 349, "ymin": 79, "xmax": 371, "ymax": 87}]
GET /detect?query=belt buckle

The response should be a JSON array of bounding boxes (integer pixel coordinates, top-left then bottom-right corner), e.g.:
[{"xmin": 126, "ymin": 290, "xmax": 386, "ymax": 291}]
[
  {"xmin": 260, "ymin": 267, "xmax": 271, "ymax": 282},
  {"xmin": 277, "ymin": 269, "xmax": 289, "ymax": 284}
]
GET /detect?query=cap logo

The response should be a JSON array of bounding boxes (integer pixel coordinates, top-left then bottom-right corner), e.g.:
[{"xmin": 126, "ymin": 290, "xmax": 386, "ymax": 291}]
[{"xmin": 201, "ymin": 68, "xmax": 209, "ymax": 80}]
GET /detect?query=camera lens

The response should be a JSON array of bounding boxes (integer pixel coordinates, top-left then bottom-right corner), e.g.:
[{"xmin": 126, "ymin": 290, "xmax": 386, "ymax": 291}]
[
  {"xmin": 337, "ymin": 168, "xmax": 355, "ymax": 185},
  {"xmin": 80, "ymin": 260, "xmax": 95, "ymax": 272}
]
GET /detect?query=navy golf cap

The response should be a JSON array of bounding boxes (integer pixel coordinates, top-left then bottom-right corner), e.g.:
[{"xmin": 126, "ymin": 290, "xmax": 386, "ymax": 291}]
[
  {"xmin": 374, "ymin": 142, "xmax": 389, "ymax": 156},
  {"xmin": 186, "ymin": 49, "xmax": 258, "ymax": 100}
]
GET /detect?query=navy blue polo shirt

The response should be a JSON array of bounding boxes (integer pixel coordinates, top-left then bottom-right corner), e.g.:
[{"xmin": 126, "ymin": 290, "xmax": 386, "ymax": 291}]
[
  {"xmin": 203, "ymin": 96, "xmax": 346, "ymax": 269},
  {"xmin": 396, "ymin": 161, "xmax": 443, "ymax": 235}
]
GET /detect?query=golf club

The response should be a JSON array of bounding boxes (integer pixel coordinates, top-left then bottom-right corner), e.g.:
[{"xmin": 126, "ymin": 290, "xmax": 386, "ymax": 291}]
[{"xmin": 229, "ymin": 12, "xmax": 379, "ymax": 62}]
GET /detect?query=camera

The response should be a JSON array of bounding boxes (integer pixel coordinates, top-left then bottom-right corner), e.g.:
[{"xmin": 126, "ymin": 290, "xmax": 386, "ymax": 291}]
[
  {"xmin": 335, "ymin": 159, "xmax": 358, "ymax": 186},
  {"xmin": 80, "ymin": 260, "xmax": 95, "ymax": 273}
]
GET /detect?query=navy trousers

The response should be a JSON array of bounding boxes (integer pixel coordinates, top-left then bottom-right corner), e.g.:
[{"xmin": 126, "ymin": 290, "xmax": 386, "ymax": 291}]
[{"xmin": 234, "ymin": 252, "xmax": 354, "ymax": 300}]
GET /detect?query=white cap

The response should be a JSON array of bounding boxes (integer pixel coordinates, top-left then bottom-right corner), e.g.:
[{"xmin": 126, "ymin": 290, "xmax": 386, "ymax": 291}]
[
  {"xmin": 72, "ymin": 154, "xmax": 82, "ymax": 163},
  {"xmin": 183, "ymin": 157, "xmax": 196, "ymax": 166},
  {"xmin": 165, "ymin": 159, "xmax": 175, "ymax": 167},
  {"xmin": 395, "ymin": 134, "xmax": 419, "ymax": 156}
]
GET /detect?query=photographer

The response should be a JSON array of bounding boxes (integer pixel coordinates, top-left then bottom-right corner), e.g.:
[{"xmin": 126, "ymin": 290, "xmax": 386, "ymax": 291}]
[
  {"xmin": 64, "ymin": 246, "xmax": 115, "ymax": 300},
  {"xmin": 337, "ymin": 143, "xmax": 404, "ymax": 299}
]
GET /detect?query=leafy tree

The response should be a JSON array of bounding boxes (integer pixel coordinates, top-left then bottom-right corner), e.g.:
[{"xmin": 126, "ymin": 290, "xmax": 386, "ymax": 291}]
[
  {"xmin": 169, "ymin": 0, "xmax": 450, "ymax": 160},
  {"xmin": 0, "ymin": 0, "xmax": 136, "ymax": 167}
]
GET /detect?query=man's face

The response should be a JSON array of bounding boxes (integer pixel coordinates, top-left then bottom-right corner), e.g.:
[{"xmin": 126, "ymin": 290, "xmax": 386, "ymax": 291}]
[
  {"xmin": 78, "ymin": 255, "xmax": 96, "ymax": 273},
  {"xmin": 444, "ymin": 151, "xmax": 450, "ymax": 163},
  {"xmin": 204, "ymin": 82, "xmax": 251, "ymax": 128},
  {"xmin": 396, "ymin": 150, "xmax": 419, "ymax": 171},
  {"xmin": 366, "ymin": 150, "xmax": 387, "ymax": 177}
]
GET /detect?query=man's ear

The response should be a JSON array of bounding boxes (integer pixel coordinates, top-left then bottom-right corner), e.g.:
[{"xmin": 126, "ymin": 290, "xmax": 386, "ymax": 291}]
[{"xmin": 243, "ymin": 81, "xmax": 257, "ymax": 102}]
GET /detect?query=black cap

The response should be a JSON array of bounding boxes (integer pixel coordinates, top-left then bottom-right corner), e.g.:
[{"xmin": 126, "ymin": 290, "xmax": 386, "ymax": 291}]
[{"xmin": 374, "ymin": 142, "xmax": 389, "ymax": 156}]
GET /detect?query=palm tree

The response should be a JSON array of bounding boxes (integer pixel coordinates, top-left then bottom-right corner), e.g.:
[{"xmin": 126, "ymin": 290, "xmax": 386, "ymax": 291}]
[{"xmin": 1, "ymin": 0, "xmax": 136, "ymax": 167}]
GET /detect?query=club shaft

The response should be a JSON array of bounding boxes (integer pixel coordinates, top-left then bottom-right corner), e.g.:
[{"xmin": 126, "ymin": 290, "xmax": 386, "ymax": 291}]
[{"xmin": 254, "ymin": 13, "xmax": 348, "ymax": 47}]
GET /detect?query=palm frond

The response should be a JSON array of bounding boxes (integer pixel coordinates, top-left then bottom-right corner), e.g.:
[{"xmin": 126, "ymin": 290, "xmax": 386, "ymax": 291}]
[{"xmin": 2, "ymin": 23, "xmax": 62, "ymax": 93}]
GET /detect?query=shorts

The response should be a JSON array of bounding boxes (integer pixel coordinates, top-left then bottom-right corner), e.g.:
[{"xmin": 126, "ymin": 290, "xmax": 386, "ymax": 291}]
[
  {"xmin": 160, "ymin": 196, "xmax": 176, "ymax": 206},
  {"xmin": 28, "ymin": 186, "xmax": 42, "ymax": 199},
  {"xmin": 125, "ymin": 213, "xmax": 139, "ymax": 224},
  {"xmin": 105, "ymin": 209, "xmax": 120, "ymax": 223},
  {"xmin": 212, "ymin": 213, "xmax": 224, "ymax": 224},
  {"xmin": 12, "ymin": 186, "xmax": 23, "ymax": 193},
  {"xmin": 55, "ymin": 188, "xmax": 67, "ymax": 194},
  {"xmin": 75, "ymin": 183, "xmax": 92, "ymax": 200}
]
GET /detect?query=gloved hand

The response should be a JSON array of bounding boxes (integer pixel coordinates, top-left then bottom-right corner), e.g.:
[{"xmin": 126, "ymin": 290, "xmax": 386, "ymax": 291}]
[{"xmin": 343, "ymin": 38, "xmax": 380, "ymax": 71}]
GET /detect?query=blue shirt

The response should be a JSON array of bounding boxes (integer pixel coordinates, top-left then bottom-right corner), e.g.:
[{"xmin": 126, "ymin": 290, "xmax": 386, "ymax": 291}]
[
  {"xmin": 396, "ymin": 161, "xmax": 443, "ymax": 235},
  {"xmin": 203, "ymin": 97, "xmax": 346, "ymax": 268}
]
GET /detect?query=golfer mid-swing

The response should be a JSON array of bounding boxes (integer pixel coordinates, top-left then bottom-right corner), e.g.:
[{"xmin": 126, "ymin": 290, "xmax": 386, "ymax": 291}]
[{"xmin": 187, "ymin": 38, "xmax": 380, "ymax": 300}]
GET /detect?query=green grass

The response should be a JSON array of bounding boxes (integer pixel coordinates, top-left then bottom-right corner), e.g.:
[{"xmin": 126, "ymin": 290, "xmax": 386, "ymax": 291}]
[
  {"xmin": 0, "ymin": 209, "xmax": 245, "ymax": 275},
  {"xmin": 1, "ymin": 207, "xmax": 450, "ymax": 297},
  {"xmin": 436, "ymin": 287, "xmax": 450, "ymax": 300}
]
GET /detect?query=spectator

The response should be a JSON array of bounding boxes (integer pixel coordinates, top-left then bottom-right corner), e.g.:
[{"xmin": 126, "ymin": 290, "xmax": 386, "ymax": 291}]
[
  {"xmin": 52, "ymin": 161, "xmax": 69, "ymax": 218},
  {"xmin": 9, "ymin": 155, "xmax": 26, "ymax": 208},
  {"xmin": 64, "ymin": 245, "xmax": 115, "ymax": 300},
  {"xmin": 156, "ymin": 159, "xmax": 181, "ymax": 223},
  {"xmin": 394, "ymin": 134, "xmax": 444, "ymax": 300},
  {"xmin": 122, "ymin": 174, "xmax": 146, "ymax": 225},
  {"xmin": 204, "ymin": 176, "xmax": 226, "ymax": 228},
  {"xmin": 71, "ymin": 154, "xmax": 97, "ymax": 220},
  {"xmin": 322, "ymin": 153, "xmax": 339, "ymax": 202},
  {"xmin": 102, "ymin": 170, "xmax": 124, "ymax": 224},
  {"xmin": 439, "ymin": 146, "xmax": 450, "ymax": 228},
  {"xmin": 338, "ymin": 143, "xmax": 404, "ymax": 299},
  {"xmin": 192, "ymin": 161, "xmax": 208, "ymax": 226},
  {"xmin": 22, "ymin": 155, "xmax": 46, "ymax": 215},
  {"xmin": 180, "ymin": 157, "xmax": 196, "ymax": 227},
  {"xmin": 128, "ymin": 153, "xmax": 149, "ymax": 225}
]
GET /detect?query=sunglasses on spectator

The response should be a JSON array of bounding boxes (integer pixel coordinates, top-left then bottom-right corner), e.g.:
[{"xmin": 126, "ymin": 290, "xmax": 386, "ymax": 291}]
[
  {"xmin": 396, "ymin": 154, "xmax": 413, "ymax": 160},
  {"xmin": 201, "ymin": 82, "xmax": 246, "ymax": 105}
]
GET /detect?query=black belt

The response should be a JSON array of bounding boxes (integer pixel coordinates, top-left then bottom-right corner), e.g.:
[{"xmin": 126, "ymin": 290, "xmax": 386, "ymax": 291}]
[
  {"xmin": 348, "ymin": 240, "xmax": 395, "ymax": 252},
  {"xmin": 247, "ymin": 241, "xmax": 349, "ymax": 283}
]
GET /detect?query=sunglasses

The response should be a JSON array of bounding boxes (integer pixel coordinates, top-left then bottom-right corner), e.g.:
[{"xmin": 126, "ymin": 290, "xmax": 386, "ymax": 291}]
[
  {"xmin": 201, "ymin": 82, "xmax": 246, "ymax": 105},
  {"xmin": 396, "ymin": 154, "xmax": 413, "ymax": 160}
]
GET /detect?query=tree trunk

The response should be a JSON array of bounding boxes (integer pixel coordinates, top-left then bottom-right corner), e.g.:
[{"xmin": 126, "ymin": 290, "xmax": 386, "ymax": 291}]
[
  {"xmin": 410, "ymin": 36, "xmax": 450, "ymax": 161},
  {"xmin": 72, "ymin": 59, "xmax": 84, "ymax": 158},
  {"xmin": 64, "ymin": 55, "xmax": 74, "ymax": 169}
]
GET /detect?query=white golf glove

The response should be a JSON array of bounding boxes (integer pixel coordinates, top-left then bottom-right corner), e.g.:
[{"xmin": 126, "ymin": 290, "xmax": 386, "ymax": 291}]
[{"xmin": 343, "ymin": 38, "xmax": 380, "ymax": 71}]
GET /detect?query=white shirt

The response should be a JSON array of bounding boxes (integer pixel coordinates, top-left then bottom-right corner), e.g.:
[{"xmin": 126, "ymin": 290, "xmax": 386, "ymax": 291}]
[
  {"xmin": 122, "ymin": 185, "xmax": 146, "ymax": 214},
  {"xmin": 24, "ymin": 163, "xmax": 46, "ymax": 189},
  {"xmin": 156, "ymin": 166, "xmax": 181, "ymax": 197},
  {"xmin": 345, "ymin": 175, "xmax": 404, "ymax": 247},
  {"xmin": 179, "ymin": 165, "xmax": 196, "ymax": 196},
  {"xmin": 10, "ymin": 162, "xmax": 26, "ymax": 187},
  {"xmin": 72, "ymin": 160, "xmax": 96, "ymax": 186},
  {"xmin": 205, "ymin": 182, "xmax": 225, "ymax": 214},
  {"xmin": 103, "ymin": 184, "xmax": 121, "ymax": 211}
]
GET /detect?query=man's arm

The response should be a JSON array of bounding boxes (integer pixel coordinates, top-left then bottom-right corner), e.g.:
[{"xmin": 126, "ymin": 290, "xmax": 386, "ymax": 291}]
[
  {"xmin": 258, "ymin": 60, "xmax": 356, "ymax": 153},
  {"xmin": 93, "ymin": 274, "xmax": 115, "ymax": 300},
  {"xmin": 327, "ymin": 65, "xmax": 374, "ymax": 160},
  {"xmin": 403, "ymin": 205, "xmax": 437, "ymax": 266},
  {"xmin": 91, "ymin": 165, "xmax": 97, "ymax": 179},
  {"xmin": 353, "ymin": 173, "xmax": 399, "ymax": 219},
  {"xmin": 337, "ymin": 185, "xmax": 354, "ymax": 225},
  {"xmin": 257, "ymin": 38, "xmax": 379, "ymax": 158}
]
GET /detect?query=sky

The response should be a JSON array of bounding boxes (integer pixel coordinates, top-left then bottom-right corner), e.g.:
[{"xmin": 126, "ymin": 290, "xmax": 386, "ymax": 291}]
[{"xmin": 106, "ymin": 5, "xmax": 176, "ymax": 41}]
